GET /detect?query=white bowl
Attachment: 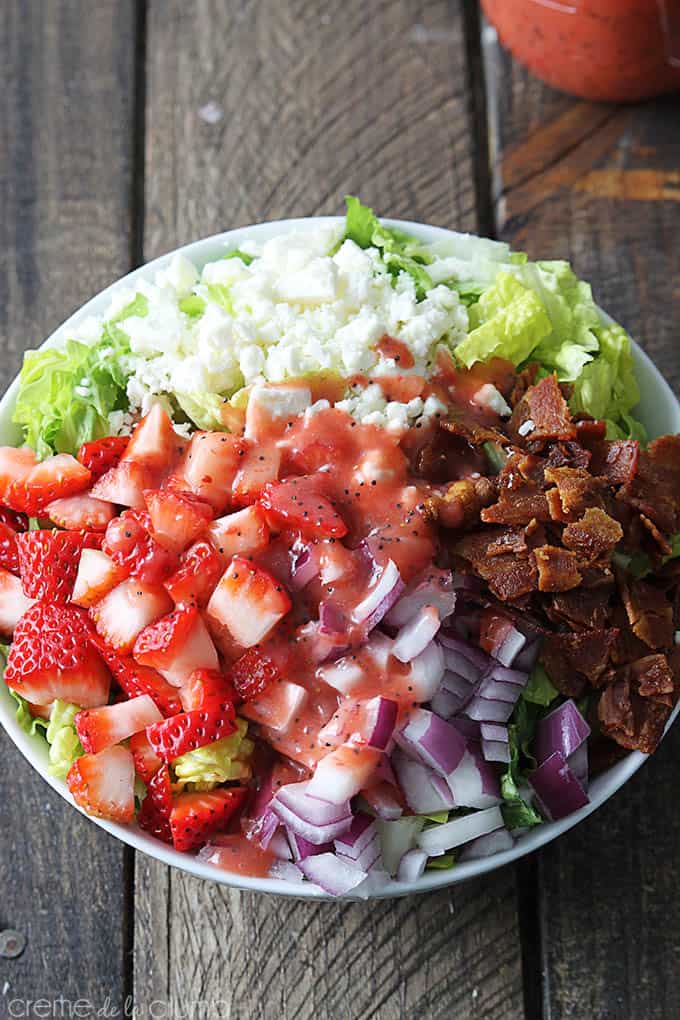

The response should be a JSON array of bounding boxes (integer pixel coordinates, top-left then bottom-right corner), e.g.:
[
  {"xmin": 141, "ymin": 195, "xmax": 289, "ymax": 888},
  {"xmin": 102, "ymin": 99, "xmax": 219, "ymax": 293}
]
[{"xmin": 1, "ymin": 217, "xmax": 679, "ymax": 899}]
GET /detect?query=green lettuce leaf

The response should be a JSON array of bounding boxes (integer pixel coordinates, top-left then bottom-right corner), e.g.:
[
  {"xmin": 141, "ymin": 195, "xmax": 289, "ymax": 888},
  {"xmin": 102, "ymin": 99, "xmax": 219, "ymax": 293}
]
[
  {"xmin": 426, "ymin": 853, "xmax": 456, "ymax": 870},
  {"xmin": 343, "ymin": 196, "xmax": 434, "ymax": 299},
  {"xmin": 8, "ymin": 689, "xmax": 49, "ymax": 737},
  {"xmin": 109, "ymin": 292, "xmax": 149, "ymax": 323},
  {"xmin": 523, "ymin": 664, "xmax": 559, "ymax": 707},
  {"xmin": 172, "ymin": 717, "xmax": 253, "ymax": 790},
  {"xmin": 569, "ymin": 323, "xmax": 643, "ymax": 436},
  {"xmin": 178, "ymin": 294, "xmax": 206, "ymax": 319},
  {"xmin": 455, "ymin": 272, "xmax": 552, "ymax": 369},
  {"xmin": 500, "ymin": 695, "xmax": 546, "ymax": 830},
  {"xmin": 205, "ymin": 283, "xmax": 235, "ymax": 316},
  {"xmin": 174, "ymin": 391, "xmax": 227, "ymax": 430},
  {"xmin": 222, "ymin": 249, "xmax": 255, "ymax": 266},
  {"xmin": 45, "ymin": 700, "xmax": 84, "ymax": 779}
]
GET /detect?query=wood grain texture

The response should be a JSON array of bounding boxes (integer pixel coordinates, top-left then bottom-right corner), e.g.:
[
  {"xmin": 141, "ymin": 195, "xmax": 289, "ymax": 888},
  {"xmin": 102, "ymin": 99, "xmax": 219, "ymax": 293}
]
[
  {"xmin": 485, "ymin": 29, "xmax": 680, "ymax": 1020},
  {"xmin": 135, "ymin": 3, "xmax": 525, "ymax": 1018},
  {"xmin": 0, "ymin": 0, "xmax": 136, "ymax": 1007}
]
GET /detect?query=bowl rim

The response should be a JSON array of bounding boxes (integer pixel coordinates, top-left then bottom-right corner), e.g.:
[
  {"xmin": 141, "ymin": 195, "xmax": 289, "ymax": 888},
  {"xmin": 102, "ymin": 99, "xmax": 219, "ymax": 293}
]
[{"xmin": 1, "ymin": 215, "xmax": 679, "ymax": 900}]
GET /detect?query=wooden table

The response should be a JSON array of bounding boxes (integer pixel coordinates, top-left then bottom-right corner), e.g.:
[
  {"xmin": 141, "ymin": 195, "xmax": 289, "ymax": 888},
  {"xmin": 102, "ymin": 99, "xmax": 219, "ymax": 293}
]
[{"xmin": 1, "ymin": 3, "xmax": 678, "ymax": 1017}]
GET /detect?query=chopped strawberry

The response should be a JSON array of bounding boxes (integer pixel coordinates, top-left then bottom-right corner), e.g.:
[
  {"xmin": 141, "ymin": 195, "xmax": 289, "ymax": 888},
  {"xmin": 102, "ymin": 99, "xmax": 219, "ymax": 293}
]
[
  {"xmin": 165, "ymin": 432, "xmax": 247, "ymax": 512},
  {"xmin": 0, "ymin": 447, "xmax": 38, "ymax": 509},
  {"xmin": 240, "ymin": 678, "xmax": 307, "ymax": 732},
  {"xmin": 16, "ymin": 529, "xmax": 97, "ymax": 602},
  {"xmin": 0, "ymin": 568, "xmax": 36, "ymax": 637},
  {"xmin": 133, "ymin": 605, "xmax": 219, "ymax": 686},
  {"xmin": 0, "ymin": 507, "xmax": 29, "ymax": 532},
  {"xmin": 75, "ymin": 694, "xmax": 163, "ymax": 754},
  {"xmin": 163, "ymin": 539, "xmax": 223, "ymax": 607},
  {"xmin": 179, "ymin": 668, "xmax": 237, "ymax": 712},
  {"xmin": 46, "ymin": 493, "xmax": 116, "ymax": 532},
  {"xmin": 261, "ymin": 476, "xmax": 348, "ymax": 539},
  {"xmin": 147, "ymin": 700, "xmax": 236, "ymax": 763},
  {"xmin": 137, "ymin": 764, "xmax": 173, "ymax": 843},
  {"xmin": 103, "ymin": 509, "xmax": 177, "ymax": 584},
  {"xmin": 144, "ymin": 489, "xmax": 213, "ymax": 554},
  {"xmin": 4, "ymin": 601, "xmax": 110, "ymax": 708},
  {"xmin": 169, "ymin": 786, "xmax": 246, "ymax": 851},
  {"xmin": 208, "ymin": 505, "xmax": 269, "ymax": 562},
  {"xmin": 90, "ymin": 460, "xmax": 158, "ymax": 508},
  {"xmin": 89, "ymin": 635, "xmax": 182, "ymax": 716},
  {"xmin": 129, "ymin": 730, "xmax": 163, "ymax": 783},
  {"xmin": 227, "ymin": 646, "xmax": 283, "ymax": 702},
  {"xmin": 77, "ymin": 436, "xmax": 129, "ymax": 479},
  {"xmin": 7, "ymin": 453, "xmax": 92, "ymax": 515},
  {"xmin": 122, "ymin": 404, "xmax": 185, "ymax": 474},
  {"xmin": 90, "ymin": 577, "xmax": 173, "ymax": 653},
  {"xmin": 232, "ymin": 442, "xmax": 281, "ymax": 504},
  {"xmin": 0, "ymin": 521, "xmax": 20, "ymax": 574},
  {"xmin": 67, "ymin": 745, "xmax": 135, "ymax": 823},
  {"xmin": 206, "ymin": 556, "xmax": 291, "ymax": 648},
  {"xmin": 72, "ymin": 548, "xmax": 128, "ymax": 609}
]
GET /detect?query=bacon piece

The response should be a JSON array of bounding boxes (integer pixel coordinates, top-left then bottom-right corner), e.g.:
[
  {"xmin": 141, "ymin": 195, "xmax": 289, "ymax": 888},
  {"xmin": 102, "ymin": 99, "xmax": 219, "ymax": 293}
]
[
  {"xmin": 509, "ymin": 374, "xmax": 577, "ymax": 443},
  {"xmin": 544, "ymin": 466, "xmax": 606, "ymax": 523},
  {"xmin": 435, "ymin": 476, "xmax": 496, "ymax": 529},
  {"xmin": 481, "ymin": 454, "xmax": 550, "ymax": 526},
  {"xmin": 540, "ymin": 628, "xmax": 620, "ymax": 697},
  {"xmin": 547, "ymin": 587, "xmax": 612, "ymax": 631},
  {"xmin": 638, "ymin": 513, "xmax": 673, "ymax": 556},
  {"xmin": 630, "ymin": 654, "xmax": 675, "ymax": 699},
  {"xmin": 534, "ymin": 545, "xmax": 582, "ymax": 592},
  {"xmin": 486, "ymin": 526, "xmax": 529, "ymax": 557},
  {"xmin": 452, "ymin": 530, "xmax": 538, "ymax": 602},
  {"xmin": 562, "ymin": 507, "xmax": 623, "ymax": 563},
  {"xmin": 620, "ymin": 578, "xmax": 674, "ymax": 650},
  {"xmin": 598, "ymin": 652, "xmax": 677, "ymax": 755},
  {"xmin": 588, "ymin": 439, "xmax": 639, "ymax": 485},
  {"xmin": 618, "ymin": 435, "xmax": 680, "ymax": 535},
  {"xmin": 509, "ymin": 363, "xmax": 540, "ymax": 408},
  {"xmin": 440, "ymin": 417, "xmax": 510, "ymax": 448},
  {"xmin": 544, "ymin": 441, "xmax": 591, "ymax": 471}
]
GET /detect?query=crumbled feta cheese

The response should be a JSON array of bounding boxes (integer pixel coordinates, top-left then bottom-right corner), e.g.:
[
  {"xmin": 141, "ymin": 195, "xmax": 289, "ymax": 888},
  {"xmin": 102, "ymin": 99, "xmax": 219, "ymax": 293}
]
[
  {"xmin": 156, "ymin": 253, "xmax": 199, "ymax": 295},
  {"xmin": 422, "ymin": 395, "xmax": 448, "ymax": 419},
  {"xmin": 245, "ymin": 383, "xmax": 312, "ymax": 439},
  {"xmin": 305, "ymin": 399, "xmax": 331, "ymax": 421},
  {"xmin": 518, "ymin": 418, "xmax": 535, "ymax": 437},
  {"xmin": 473, "ymin": 383, "xmax": 512, "ymax": 418}
]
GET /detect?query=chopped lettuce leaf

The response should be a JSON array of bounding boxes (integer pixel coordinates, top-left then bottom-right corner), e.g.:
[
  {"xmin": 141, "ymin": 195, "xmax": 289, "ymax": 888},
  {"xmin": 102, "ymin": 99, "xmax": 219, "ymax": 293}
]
[
  {"xmin": 8, "ymin": 689, "xmax": 49, "ymax": 737},
  {"xmin": 569, "ymin": 323, "xmax": 642, "ymax": 436},
  {"xmin": 174, "ymin": 391, "xmax": 227, "ymax": 430},
  {"xmin": 344, "ymin": 195, "xmax": 378, "ymax": 249},
  {"xmin": 455, "ymin": 272, "xmax": 552, "ymax": 369},
  {"xmin": 205, "ymin": 283, "xmax": 235, "ymax": 316},
  {"xmin": 426, "ymin": 853, "xmax": 456, "ymax": 870},
  {"xmin": 45, "ymin": 700, "xmax": 84, "ymax": 779},
  {"xmin": 447, "ymin": 280, "xmax": 485, "ymax": 307},
  {"xmin": 222, "ymin": 249, "xmax": 255, "ymax": 266},
  {"xmin": 343, "ymin": 196, "xmax": 434, "ymax": 299},
  {"xmin": 482, "ymin": 441, "xmax": 507, "ymax": 475},
  {"xmin": 172, "ymin": 717, "xmax": 253, "ymax": 790},
  {"xmin": 523, "ymin": 664, "xmax": 559, "ymax": 707},
  {"xmin": 109, "ymin": 292, "xmax": 149, "ymax": 324},
  {"xmin": 419, "ymin": 810, "xmax": 450, "ymax": 825},
  {"xmin": 179, "ymin": 294, "xmax": 206, "ymax": 319},
  {"xmin": 501, "ymin": 695, "xmax": 545, "ymax": 830}
]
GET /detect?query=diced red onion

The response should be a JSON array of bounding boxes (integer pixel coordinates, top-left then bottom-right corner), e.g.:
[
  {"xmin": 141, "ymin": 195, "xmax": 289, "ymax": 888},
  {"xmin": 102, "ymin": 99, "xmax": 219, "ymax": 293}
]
[
  {"xmin": 392, "ymin": 748, "xmax": 455, "ymax": 814},
  {"xmin": 395, "ymin": 708, "xmax": 467, "ymax": 776},
  {"xmin": 268, "ymin": 828, "xmax": 293, "ymax": 860},
  {"xmin": 480, "ymin": 722, "xmax": 510, "ymax": 764},
  {"xmin": 459, "ymin": 827, "xmax": 514, "ymax": 860},
  {"xmin": 373, "ymin": 754, "xmax": 398, "ymax": 787},
  {"xmin": 362, "ymin": 696, "xmax": 398, "ymax": 750},
  {"xmin": 290, "ymin": 547, "xmax": 318, "ymax": 590},
  {"xmin": 298, "ymin": 852, "xmax": 367, "ymax": 896},
  {"xmin": 513, "ymin": 637, "xmax": 542, "ymax": 673},
  {"xmin": 270, "ymin": 781, "xmax": 353, "ymax": 844},
  {"xmin": 334, "ymin": 813, "xmax": 376, "ymax": 859},
  {"xmin": 407, "ymin": 640, "xmax": 446, "ymax": 700},
  {"xmin": 317, "ymin": 632, "xmax": 392, "ymax": 695},
  {"xmin": 269, "ymin": 860, "xmax": 305, "ymax": 883},
  {"xmin": 307, "ymin": 744, "xmax": 381, "ymax": 804},
  {"xmin": 489, "ymin": 621, "xmax": 526, "ymax": 667},
  {"xmin": 253, "ymin": 809, "xmax": 280, "ymax": 850},
  {"xmin": 337, "ymin": 832, "xmax": 382, "ymax": 872},
  {"xmin": 477, "ymin": 673, "xmax": 526, "ymax": 704},
  {"xmin": 319, "ymin": 600, "xmax": 348, "ymax": 636},
  {"xmin": 287, "ymin": 829, "xmax": 332, "ymax": 862},
  {"xmin": 397, "ymin": 848, "xmax": 428, "ymax": 882},
  {"xmin": 392, "ymin": 605, "xmax": 441, "ymax": 662},
  {"xmin": 360, "ymin": 781, "xmax": 403, "ymax": 820},
  {"xmin": 352, "ymin": 559, "xmax": 404, "ymax": 631},
  {"xmin": 448, "ymin": 716, "xmax": 481, "ymax": 741},
  {"xmin": 464, "ymin": 695, "xmax": 515, "ymax": 723},
  {"xmin": 528, "ymin": 751, "xmax": 589, "ymax": 820},
  {"xmin": 534, "ymin": 699, "xmax": 590, "ymax": 765},
  {"xmin": 441, "ymin": 670, "xmax": 477, "ymax": 702},
  {"xmin": 417, "ymin": 805, "xmax": 504, "ymax": 854},
  {"xmin": 438, "ymin": 633, "xmax": 490, "ymax": 673},
  {"xmin": 385, "ymin": 567, "xmax": 457, "ymax": 628},
  {"xmin": 447, "ymin": 744, "xmax": 501, "ymax": 808},
  {"xmin": 430, "ymin": 687, "xmax": 462, "ymax": 720},
  {"xmin": 376, "ymin": 816, "xmax": 425, "ymax": 875}
]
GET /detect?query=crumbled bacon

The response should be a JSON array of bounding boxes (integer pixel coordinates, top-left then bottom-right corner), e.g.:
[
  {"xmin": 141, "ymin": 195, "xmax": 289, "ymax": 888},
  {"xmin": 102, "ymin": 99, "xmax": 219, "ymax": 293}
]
[
  {"xmin": 630, "ymin": 654, "xmax": 675, "ymax": 699},
  {"xmin": 620, "ymin": 578, "xmax": 674, "ymax": 650},
  {"xmin": 544, "ymin": 466, "xmax": 606, "ymax": 522},
  {"xmin": 509, "ymin": 362, "xmax": 540, "ymax": 408},
  {"xmin": 544, "ymin": 441, "xmax": 591, "ymax": 471},
  {"xmin": 547, "ymin": 587, "xmax": 612, "ymax": 631},
  {"xmin": 540, "ymin": 628, "xmax": 620, "ymax": 697},
  {"xmin": 598, "ymin": 653, "xmax": 676, "ymax": 755},
  {"xmin": 440, "ymin": 417, "xmax": 510, "ymax": 448},
  {"xmin": 534, "ymin": 545, "xmax": 582, "ymax": 592},
  {"xmin": 435, "ymin": 476, "xmax": 496, "ymax": 529},
  {"xmin": 562, "ymin": 507, "xmax": 623, "ymax": 563},
  {"xmin": 588, "ymin": 439, "xmax": 639, "ymax": 485},
  {"xmin": 452, "ymin": 530, "xmax": 538, "ymax": 601},
  {"xmin": 619, "ymin": 435, "xmax": 680, "ymax": 535},
  {"xmin": 509, "ymin": 374, "xmax": 577, "ymax": 442}
]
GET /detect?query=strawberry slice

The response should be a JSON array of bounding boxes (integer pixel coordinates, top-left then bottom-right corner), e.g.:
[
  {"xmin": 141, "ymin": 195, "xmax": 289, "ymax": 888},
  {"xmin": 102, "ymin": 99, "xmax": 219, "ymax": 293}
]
[
  {"xmin": 0, "ymin": 507, "xmax": 29, "ymax": 532},
  {"xmin": 0, "ymin": 521, "xmax": 20, "ymax": 574},
  {"xmin": 0, "ymin": 568, "xmax": 36, "ymax": 637},
  {"xmin": 146, "ymin": 699, "xmax": 236, "ymax": 763},
  {"xmin": 232, "ymin": 442, "xmax": 281, "ymax": 505},
  {"xmin": 208, "ymin": 505, "xmax": 269, "ymax": 562},
  {"xmin": 7, "ymin": 453, "xmax": 92, "ymax": 515},
  {"xmin": 122, "ymin": 404, "xmax": 185, "ymax": 474},
  {"xmin": 67, "ymin": 745, "xmax": 135, "ymax": 823},
  {"xmin": 165, "ymin": 432, "xmax": 247, "ymax": 512},
  {"xmin": 72, "ymin": 548, "xmax": 128, "ymax": 609},
  {"xmin": 133, "ymin": 605, "xmax": 219, "ymax": 686},
  {"xmin": 90, "ymin": 460, "xmax": 157, "ymax": 508},
  {"xmin": 137, "ymin": 764, "xmax": 173, "ymax": 843},
  {"xmin": 163, "ymin": 540, "xmax": 223, "ymax": 607},
  {"xmin": 129, "ymin": 730, "xmax": 163, "ymax": 783},
  {"xmin": 46, "ymin": 493, "xmax": 116, "ymax": 532},
  {"xmin": 77, "ymin": 436, "xmax": 129, "ymax": 479},
  {"xmin": 260, "ymin": 476, "xmax": 347, "ymax": 539},
  {"xmin": 75, "ymin": 694, "xmax": 163, "ymax": 754},
  {"xmin": 227, "ymin": 646, "xmax": 283, "ymax": 702},
  {"xmin": 169, "ymin": 787, "xmax": 246, "ymax": 852},
  {"xmin": 206, "ymin": 556, "xmax": 291, "ymax": 648},
  {"xmin": 4, "ymin": 601, "xmax": 110, "ymax": 707},
  {"xmin": 103, "ymin": 509, "xmax": 178, "ymax": 584},
  {"xmin": 90, "ymin": 577, "xmax": 173, "ymax": 653},
  {"xmin": 16, "ymin": 530, "xmax": 98, "ymax": 602},
  {"xmin": 179, "ymin": 668, "xmax": 237, "ymax": 712},
  {"xmin": 89, "ymin": 634, "xmax": 182, "ymax": 716},
  {"xmin": 144, "ymin": 489, "xmax": 213, "ymax": 554},
  {"xmin": 0, "ymin": 447, "xmax": 38, "ymax": 509}
]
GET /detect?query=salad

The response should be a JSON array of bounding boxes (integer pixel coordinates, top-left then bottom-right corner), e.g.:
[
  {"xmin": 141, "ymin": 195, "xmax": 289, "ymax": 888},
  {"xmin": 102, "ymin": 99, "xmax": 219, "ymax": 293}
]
[{"xmin": 0, "ymin": 198, "xmax": 678, "ymax": 896}]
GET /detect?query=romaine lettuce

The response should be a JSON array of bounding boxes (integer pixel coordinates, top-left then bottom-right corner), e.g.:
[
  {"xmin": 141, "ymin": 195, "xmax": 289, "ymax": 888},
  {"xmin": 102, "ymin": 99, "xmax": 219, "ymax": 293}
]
[
  {"xmin": 172, "ymin": 717, "xmax": 253, "ymax": 790},
  {"xmin": 455, "ymin": 272, "xmax": 552, "ymax": 368},
  {"xmin": 343, "ymin": 196, "xmax": 434, "ymax": 299},
  {"xmin": 45, "ymin": 700, "xmax": 84, "ymax": 779}
]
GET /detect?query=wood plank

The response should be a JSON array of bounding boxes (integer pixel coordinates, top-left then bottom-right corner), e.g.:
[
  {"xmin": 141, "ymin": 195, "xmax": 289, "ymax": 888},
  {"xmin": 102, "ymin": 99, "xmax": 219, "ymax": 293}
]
[
  {"xmin": 484, "ymin": 26, "xmax": 680, "ymax": 1020},
  {"xmin": 135, "ymin": 3, "xmax": 525, "ymax": 1018},
  {"xmin": 0, "ymin": 0, "xmax": 137, "ymax": 1007}
]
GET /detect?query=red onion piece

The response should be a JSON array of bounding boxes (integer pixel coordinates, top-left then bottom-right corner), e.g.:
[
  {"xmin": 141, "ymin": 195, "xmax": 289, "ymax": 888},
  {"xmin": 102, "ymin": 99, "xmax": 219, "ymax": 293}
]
[
  {"xmin": 298, "ymin": 852, "xmax": 367, "ymax": 896},
  {"xmin": 351, "ymin": 559, "xmax": 404, "ymax": 631},
  {"xmin": 481, "ymin": 739, "xmax": 510, "ymax": 764},
  {"xmin": 268, "ymin": 828, "xmax": 293, "ymax": 860},
  {"xmin": 318, "ymin": 600, "xmax": 348, "ymax": 636},
  {"xmin": 480, "ymin": 722, "xmax": 508, "ymax": 743},
  {"xmin": 528, "ymin": 750, "xmax": 589, "ymax": 820},
  {"xmin": 430, "ymin": 687, "xmax": 462, "ymax": 720},
  {"xmin": 385, "ymin": 567, "xmax": 457, "ymax": 628},
  {"xmin": 364, "ymin": 696, "xmax": 398, "ymax": 749},
  {"xmin": 459, "ymin": 827, "xmax": 514, "ymax": 860},
  {"xmin": 287, "ymin": 829, "xmax": 332, "ymax": 862},
  {"xmin": 464, "ymin": 695, "xmax": 515, "ymax": 723},
  {"xmin": 534, "ymin": 699, "xmax": 590, "ymax": 766},
  {"xmin": 271, "ymin": 781, "xmax": 353, "ymax": 844},
  {"xmin": 333, "ymin": 813, "xmax": 376, "ymax": 859},
  {"xmin": 269, "ymin": 860, "xmax": 305, "ymax": 883},
  {"xmin": 392, "ymin": 748, "xmax": 455, "ymax": 814},
  {"xmin": 392, "ymin": 605, "xmax": 441, "ymax": 662},
  {"xmin": 290, "ymin": 546, "xmax": 318, "ymax": 590},
  {"xmin": 438, "ymin": 633, "xmax": 490, "ymax": 674},
  {"xmin": 448, "ymin": 716, "xmax": 481, "ymax": 741},
  {"xmin": 336, "ymin": 833, "xmax": 382, "ymax": 872},
  {"xmin": 513, "ymin": 637, "xmax": 542, "ymax": 673},
  {"xmin": 447, "ymin": 744, "xmax": 501, "ymax": 808},
  {"xmin": 441, "ymin": 670, "xmax": 477, "ymax": 702},
  {"xmin": 397, "ymin": 848, "xmax": 428, "ymax": 882},
  {"xmin": 395, "ymin": 708, "xmax": 467, "ymax": 776},
  {"xmin": 489, "ymin": 621, "xmax": 526, "ymax": 667},
  {"xmin": 407, "ymin": 640, "xmax": 446, "ymax": 700},
  {"xmin": 360, "ymin": 781, "xmax": 404, "ymax": 820},
  {"xmin": 477, "ymin": 673, "xmax": 526, "ymax": 704},
  {"xmin": 417, "ymin": 805, "xmax": 504, "ymax": 854}
]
